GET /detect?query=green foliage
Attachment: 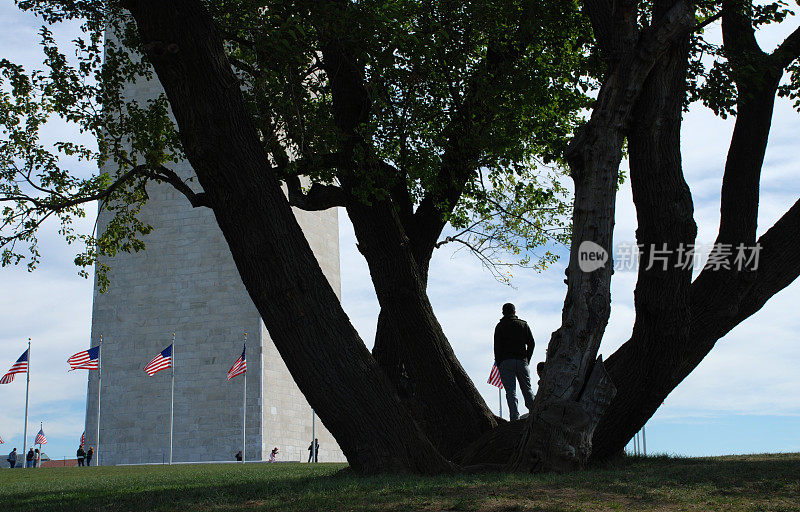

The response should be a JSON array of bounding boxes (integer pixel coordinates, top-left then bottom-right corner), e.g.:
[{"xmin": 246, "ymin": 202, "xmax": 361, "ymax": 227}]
[
  {"xmin": 778, "ymin": 60, "xmax": 800, "ymax": 108},
  {"xmin": 687, "ymin": 1, "xmax": 800, "ymax": 116},
  {"xmin": 211, "ymin": 0, "xmax": 595, "ymax": 278},
  {"xmin": 1, "ymin": 7, "xmax": 182, "ymax": 289},
  {"xmin": 2, "ymin": 0, "xmax": 598, "ymax": 286}
]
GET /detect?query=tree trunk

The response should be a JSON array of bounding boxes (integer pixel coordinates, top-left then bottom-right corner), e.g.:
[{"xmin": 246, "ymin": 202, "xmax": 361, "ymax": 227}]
[
  {"xmin": 123, "ymin": 0, "xmax": 454, "ymax": 474},
  {"xmin": 594, "ymin": 199, "xmax": 800, "ymax": 461},
  {"xmin": 346, "ymin": 199, "xmax": 497, "ymax": 454},
  {"xmin": 508, "ymin": 0, "xmax": 695, "ymax": 471},
  {"xmin": 590, "ymin": 5, "xmax": 696, "ymax": 460},
  {"xmin": 312, "ymin": 1, "xmax": 497, "ymax": 455},
  {"xmin": 591, "ymin": 0, "xmax": 794, "ymax": 459}
]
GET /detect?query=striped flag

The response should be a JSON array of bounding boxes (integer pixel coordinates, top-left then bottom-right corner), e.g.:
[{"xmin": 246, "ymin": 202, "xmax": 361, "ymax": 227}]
[
  {"xmin": 487, "ymin": 362, "xmax": 504, "ymax": 389},
  {"xmin": 35, "ymin": 427, "xmax": 47, "ymax": 445},
  {"xmin": 0, "ymin": 434, "xmax": 4, "ymax": 444},
  {"xmin": 144, "ymin": 344, "xmax": 173, "ymax": 376},
  {"xmin": 1, "ymin": 349, "xmax": 29, "ymax": 384},
  {"xmin": 81, "ymin": 431, "xmax": 85, "ymax": 446},
  {"xmin": 68, "ymin": 345, "xmax": 100, "ymax": 371},
  {"xmin": 227, "ymin": 343, "xmax": 246, "ymax": 381}
]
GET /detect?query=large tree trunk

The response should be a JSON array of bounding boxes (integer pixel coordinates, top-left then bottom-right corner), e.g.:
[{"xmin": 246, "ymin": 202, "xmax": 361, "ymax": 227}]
[
  {"xmin": 589, "ymin": 4, "xmax": 696, "ymax": 460},
  {"xmin": 346, "ymin": 199, "xmax": 497, "ymax": 454},
  {"xmin": 508, "ymin": 0, "xmax": 695, "ymax": 472},
  {"xmin": 591, "ymin": 0, "xmax": 799, "ymax": 460},
  {"xmin": 123, "ymin": 0, "xmax": 454, "ymax": 474},
  {"xmin": 594, "ymin": 199, "xmax": 800, "ymax": 461},
  {"xmin": 313, "ymin": 1, "xmax": 497, "ymax": 454}
]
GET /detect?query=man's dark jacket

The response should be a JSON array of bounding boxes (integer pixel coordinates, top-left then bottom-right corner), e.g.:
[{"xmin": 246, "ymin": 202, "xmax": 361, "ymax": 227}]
[{"xmin": 494, "ymin": 315, "xmax": 535, "ymax": 363}]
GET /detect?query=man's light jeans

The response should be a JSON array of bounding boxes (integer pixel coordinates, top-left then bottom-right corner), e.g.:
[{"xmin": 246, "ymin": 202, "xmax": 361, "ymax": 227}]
[{"xmin": 498, "ymin": 358, "xmax": 535, "ymax": 421}]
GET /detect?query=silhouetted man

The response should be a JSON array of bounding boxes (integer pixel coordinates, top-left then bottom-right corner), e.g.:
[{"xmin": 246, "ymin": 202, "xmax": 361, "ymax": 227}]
[{"xmin": 494, "ymin": 303, "xmax": 535, "ymax": 420}]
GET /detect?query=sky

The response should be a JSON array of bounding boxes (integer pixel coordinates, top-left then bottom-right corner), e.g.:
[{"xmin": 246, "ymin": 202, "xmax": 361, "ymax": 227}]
[{"xmin": 1, "ymin": 5, "xmax": 799, "ymax": 461}]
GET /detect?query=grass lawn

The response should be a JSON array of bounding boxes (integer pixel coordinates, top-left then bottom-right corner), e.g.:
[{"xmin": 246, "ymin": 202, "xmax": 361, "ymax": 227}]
[{"xmin": 1, "ymin": 453, "xmax": 798, "ymax": 511}]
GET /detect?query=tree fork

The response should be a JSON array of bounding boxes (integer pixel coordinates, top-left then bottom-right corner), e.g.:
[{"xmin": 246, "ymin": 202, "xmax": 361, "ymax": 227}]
[
  {"xmin": 346, "ymin": 198, "xmax": 497, "ymax": 453},
  {"xmin": 589, "ymin": 0, "xmax": 696, "ymax": 460},
  {"xmin": 592, "ymin": 0, "xmax": 800, "ymax": 460},
  {"xmin": 313, "ymin": 1, "xmax": 497, "ymax": 453},
  {"xmin": 508, "ymin": 0, "xmax": 694, "ymax": 472}
]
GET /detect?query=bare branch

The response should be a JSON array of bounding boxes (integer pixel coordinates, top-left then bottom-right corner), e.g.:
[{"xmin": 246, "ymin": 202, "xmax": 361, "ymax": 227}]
[{"xmin": 144, "ymin": 165, "xmax": 211, "ymax": 208}]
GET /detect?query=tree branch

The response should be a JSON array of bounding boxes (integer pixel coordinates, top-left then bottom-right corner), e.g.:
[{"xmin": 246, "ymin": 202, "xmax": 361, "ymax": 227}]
[
  {"xmin": 721, "ymin": 0, "xmax": 766, "ymax": 68},
  {"xmin": 695, "ymin": 10, "xmax": 723, "ymax": 32},
  {"xmin": 10, "ymin": 165, "xmax": 145, "ymax": 212},
  {"xmin": 144, "ymin": 165, "xmax": 211, "ymax": 208},
  {"xmin": 286, "ymin": 175, "xmax": 347, "ymax": 211},
  {"xmin": 771, "ymin": 24, "xmax": 800, "ymax": 71}
]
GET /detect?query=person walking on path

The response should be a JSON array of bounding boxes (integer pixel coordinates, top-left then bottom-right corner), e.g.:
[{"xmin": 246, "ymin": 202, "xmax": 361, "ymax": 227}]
[
  {"xmin": 86, "ymin": 446, "xmax": 93, "ymax": 467},
  {"xmin": 77, "ymin": 446, "xmax": 85, "ymax": 467},
  {"xmin": 7, "ymin": 448, "xmax": 16, "ymax": 469},
  {"xmin": 268, "ymin": 447, "xmax": 278, "ymax": 463},
  {"xmin": 25, "ymin": 448, "xmax": 34, "ymax": 468},
  {"xmin": 307, "ymin": 439, "xmax": 319, "ymax": 463},
  {"xmin": 494, "ymin": 303, "xmax": 536, "ymax": 421}
]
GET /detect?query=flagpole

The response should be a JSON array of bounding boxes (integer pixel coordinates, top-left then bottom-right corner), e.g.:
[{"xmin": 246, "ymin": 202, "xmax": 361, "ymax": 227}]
[
  {"xmin": 242, "ymin": 332, "xmax": 246, "ymax": 464},
  {"xmin": 38, "ymin": 421, "xmax": 42, "ymax": 467},
  {"xmin": 169, "ymin": 332, "xmax": 174, "ymax": 465},
  {"xmin": 96, "ymin": 334, "xmax": 102, "ymax": 467},
  {"xmin": 498, "ymin": 387, "xmax": 502, "ymax": 419},
  {"xmin": 311, "ymin": 410, "xmax": 316, "ymax": 463},
  {"xmin": 22, "ymin": 339, "xmax": 30, "ymax": 468}
]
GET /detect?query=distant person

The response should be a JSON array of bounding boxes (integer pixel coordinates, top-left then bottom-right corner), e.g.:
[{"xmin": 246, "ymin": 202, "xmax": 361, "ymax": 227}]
[
  {"xmin": 494, "ymin": 303, "xmax": 535, "ymax": 421},
  {"xmin": 34, "ymin": 448, "xmax": 40, "ymax": 468},
  {"xmin": 235, "ymin": 450, "xmax": 242, "ymax": 462},
  {"xmin": 7, "ymin": 448, "xmax": 16, "ymax": 469},
  {"xmin": 26, "ymin": 448, "xmax": 34, "ymax": 468},
  {"xmin": 307, "ymin": 438, "xmax": 319, "ymax": 463},
  {"xmin": 77, "ymin": 446, "xmax": 86, "ymax": 467},
  {"xmin": 269, "ymin": 447, "xmax": 278, "ymax": 463},
  {"xmin": 86, "ymin": 446, "xmax": 94, "ymax": 467}
]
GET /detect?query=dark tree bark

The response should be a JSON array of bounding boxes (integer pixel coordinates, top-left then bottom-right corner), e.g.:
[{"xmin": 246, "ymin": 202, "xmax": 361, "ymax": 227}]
[
  {"xmin": 591, "ymin": 0, "xmax": 800, "ymax": 460},
  {"xmin": 589, "ymin": 0, "xmax": 697, "ymax": 460},
  {"xmin": 122, "ymin": 0, "xmax": 455, "ymax": 474},
  {"xmin": 507, "ymin": 0, "xmax": 695, "ymax": 472},
  {"xmin": 344, "ymin": 198, "xmax": 497, "ymax": 453},
  {"xmin": 311, "ymin": 3, "xmax": 497, "ymax": 453}
]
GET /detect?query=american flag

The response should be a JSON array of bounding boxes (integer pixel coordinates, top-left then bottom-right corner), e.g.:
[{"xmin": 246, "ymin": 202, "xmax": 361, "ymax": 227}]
[
  {"xmin": 144, "ymin": 344, "xmax": 173, "ymax": 376},
  {"xmin": 68, "ymin": 345, "xmax": 100, "ymax": 371},
  {"xmin": 487, "ymin": 362, "xmax": 504, "ymax": 389},
  {"xmin": 0, "ymin": 434, "xmax": 4, "ymax": 444},
  {"xmin": 227, "ymin": 343, "xmax": 246, "ymax": 381},
  {"xmin": 1, "ymin": 349, "xmax": 29, "ymax": 384},
  {"xmin": 35, "ymin": 427, "xmax": 47, "ymax": 445},
  {"xmin": 81, "ymin": 431, "xmax": 85, "ymax": 446}
]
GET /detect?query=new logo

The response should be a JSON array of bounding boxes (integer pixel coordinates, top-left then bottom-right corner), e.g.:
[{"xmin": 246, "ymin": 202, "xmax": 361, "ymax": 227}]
[{"xmin": 578, "ymin": 241, "xmax": 608, "ymax": 272}]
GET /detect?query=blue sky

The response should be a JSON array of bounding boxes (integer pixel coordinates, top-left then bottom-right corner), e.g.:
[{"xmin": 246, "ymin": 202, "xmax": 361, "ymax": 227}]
[{"xmin": 1, "ymin": 5, "xmax": 799, "ymax": 461}]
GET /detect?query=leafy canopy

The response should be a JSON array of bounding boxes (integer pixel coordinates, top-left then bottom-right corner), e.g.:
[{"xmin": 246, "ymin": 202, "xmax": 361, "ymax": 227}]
[{"xmin": 2, "ymin": 0, "xmax": 598, "ymax": 287}]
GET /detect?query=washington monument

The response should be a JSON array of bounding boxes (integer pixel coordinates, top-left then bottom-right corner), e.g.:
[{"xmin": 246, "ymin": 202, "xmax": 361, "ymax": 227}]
[{"xmin": 83, "ymin": 31, "xmax": 345, "ymax": 465}]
